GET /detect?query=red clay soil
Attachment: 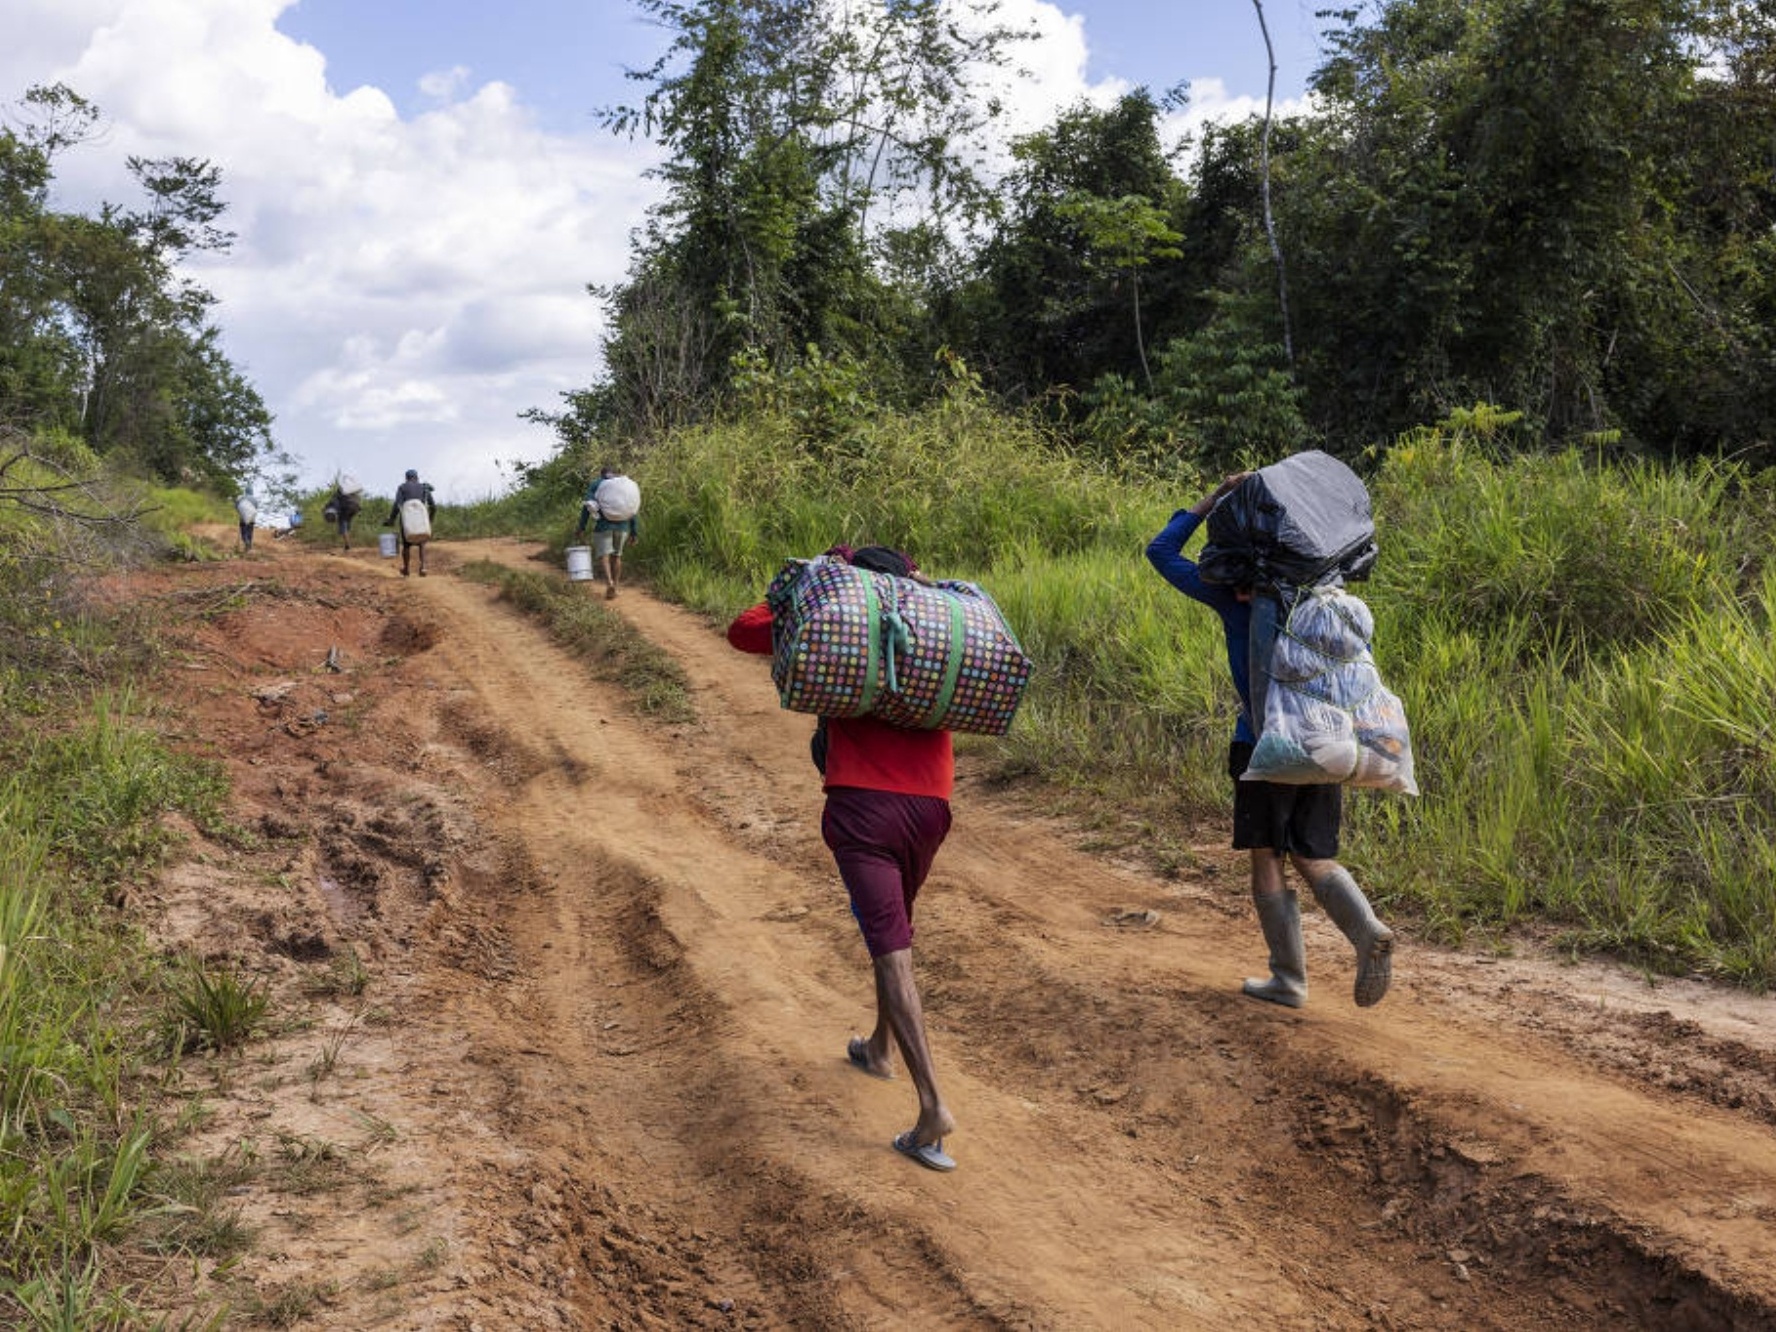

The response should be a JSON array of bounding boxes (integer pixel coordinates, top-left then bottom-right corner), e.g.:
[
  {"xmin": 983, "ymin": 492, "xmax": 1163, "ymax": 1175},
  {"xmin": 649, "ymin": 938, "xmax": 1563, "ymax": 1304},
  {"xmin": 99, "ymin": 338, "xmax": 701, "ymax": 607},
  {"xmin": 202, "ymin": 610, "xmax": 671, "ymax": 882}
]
[{"xmin": 122, "ymin": 532, "xmax": 1776, "ymax": 1329}]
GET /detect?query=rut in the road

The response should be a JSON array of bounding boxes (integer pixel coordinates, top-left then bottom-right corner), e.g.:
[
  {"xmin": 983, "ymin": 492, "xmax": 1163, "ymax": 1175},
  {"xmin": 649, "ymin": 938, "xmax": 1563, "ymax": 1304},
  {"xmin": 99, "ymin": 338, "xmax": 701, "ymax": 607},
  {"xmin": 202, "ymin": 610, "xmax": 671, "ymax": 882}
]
[
  {"xmin": 156, "ymin": 537, "xmax": 1776, "ymax": 1331},
  {"xmin": 389, "ymin": 541, "xmax": 1776, "ymax": 1331}
]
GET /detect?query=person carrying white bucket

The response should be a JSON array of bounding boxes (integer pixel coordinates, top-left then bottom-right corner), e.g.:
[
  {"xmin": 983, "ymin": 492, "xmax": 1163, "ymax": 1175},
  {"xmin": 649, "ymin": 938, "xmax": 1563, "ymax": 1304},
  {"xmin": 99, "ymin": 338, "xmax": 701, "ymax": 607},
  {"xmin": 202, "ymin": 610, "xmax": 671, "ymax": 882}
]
[
  {"xmin": 382, "ymin": 468, "xmax": 436, "ymax": 577},
  {"xmin": 575, "ymin": 466, "xmax": 640, "ymax": 599}
]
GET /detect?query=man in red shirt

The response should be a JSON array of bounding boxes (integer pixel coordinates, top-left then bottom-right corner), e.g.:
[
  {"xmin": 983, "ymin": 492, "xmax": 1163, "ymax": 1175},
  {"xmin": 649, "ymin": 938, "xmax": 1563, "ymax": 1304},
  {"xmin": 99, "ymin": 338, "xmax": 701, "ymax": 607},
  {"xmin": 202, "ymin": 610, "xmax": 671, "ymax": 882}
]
[{"xmin": 728, "ymin": 546, "xmax": 959, "ymax": 1172}]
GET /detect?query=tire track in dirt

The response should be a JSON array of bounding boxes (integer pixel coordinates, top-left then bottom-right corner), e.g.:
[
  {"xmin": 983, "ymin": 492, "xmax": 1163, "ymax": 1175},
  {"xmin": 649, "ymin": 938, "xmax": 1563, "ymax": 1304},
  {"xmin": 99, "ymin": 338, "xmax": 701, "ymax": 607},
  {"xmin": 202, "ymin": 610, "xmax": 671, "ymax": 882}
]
[
  {"xmin": 383, "ymin": 540, "xmax": 1776, "ymax": 1329},
  {"xmin": 401, "ymin": 553, "xmax": 1290, "ymax": 1327},
  {"xmin": 153, "ymin": 535, "xmax": 1776, "ymax": 1329}
]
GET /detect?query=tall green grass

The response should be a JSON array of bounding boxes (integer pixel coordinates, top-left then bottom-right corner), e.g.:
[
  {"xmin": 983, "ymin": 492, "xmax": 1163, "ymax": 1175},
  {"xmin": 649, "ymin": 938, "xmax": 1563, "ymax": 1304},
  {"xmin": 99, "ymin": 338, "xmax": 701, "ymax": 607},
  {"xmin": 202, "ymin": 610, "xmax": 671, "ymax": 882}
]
[
  {"xmin": 0, "ymin": 648, "xmax": 238, "ymax": 1323},
  {"xmin": 600, "ymin": 398, "xmax": 1776, "ymax": 984},
  {"xmin": 1348, "ymin": 427, "xmax": 1776, "ymax": 979}
]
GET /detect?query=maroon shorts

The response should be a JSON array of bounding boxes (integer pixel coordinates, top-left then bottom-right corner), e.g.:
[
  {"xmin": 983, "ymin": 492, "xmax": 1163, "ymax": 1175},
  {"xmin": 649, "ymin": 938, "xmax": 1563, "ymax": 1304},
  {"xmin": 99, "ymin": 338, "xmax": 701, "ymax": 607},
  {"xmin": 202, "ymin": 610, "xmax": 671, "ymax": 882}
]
[{"xmin": 820, "ymin": 788, "xmax": 953, "ymax": 957}]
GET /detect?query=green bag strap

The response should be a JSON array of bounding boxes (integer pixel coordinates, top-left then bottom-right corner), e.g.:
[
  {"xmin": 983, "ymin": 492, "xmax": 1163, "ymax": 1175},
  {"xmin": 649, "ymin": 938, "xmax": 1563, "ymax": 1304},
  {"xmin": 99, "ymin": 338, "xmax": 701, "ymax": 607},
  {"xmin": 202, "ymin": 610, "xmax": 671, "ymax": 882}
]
[
  {"xmin": 856, "ymin": 572, "xmax": 885, "ymax": 714},
  {"xmin": 924, "ymin": 593, "xmax": 968, "ymax": 728}
]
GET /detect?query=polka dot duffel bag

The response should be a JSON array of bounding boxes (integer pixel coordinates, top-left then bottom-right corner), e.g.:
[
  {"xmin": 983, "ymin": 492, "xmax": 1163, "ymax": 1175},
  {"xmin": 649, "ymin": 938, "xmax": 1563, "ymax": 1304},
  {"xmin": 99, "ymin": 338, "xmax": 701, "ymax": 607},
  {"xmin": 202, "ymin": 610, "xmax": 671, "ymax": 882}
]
[{"xmin": 765, "ymin": 556, "xmax": 1032, "ymax": 735}]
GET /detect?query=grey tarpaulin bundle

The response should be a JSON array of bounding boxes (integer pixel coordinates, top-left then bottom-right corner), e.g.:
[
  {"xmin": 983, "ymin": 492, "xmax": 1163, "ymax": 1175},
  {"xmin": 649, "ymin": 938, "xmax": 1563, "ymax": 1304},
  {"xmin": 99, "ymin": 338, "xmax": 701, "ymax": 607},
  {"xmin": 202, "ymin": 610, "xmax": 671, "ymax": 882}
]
[{"xmin": 1198, "ymin": 450, "xmax": 1378, "ymax": 590}]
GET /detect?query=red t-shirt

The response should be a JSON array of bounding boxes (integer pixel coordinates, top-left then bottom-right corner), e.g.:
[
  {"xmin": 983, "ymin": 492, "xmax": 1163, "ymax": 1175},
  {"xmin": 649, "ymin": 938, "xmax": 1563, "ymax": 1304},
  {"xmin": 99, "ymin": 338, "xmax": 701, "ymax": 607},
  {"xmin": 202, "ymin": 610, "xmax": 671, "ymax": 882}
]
[{"xmin": 726, "ymin": 602, "xmax": 954, "ymax": 800}]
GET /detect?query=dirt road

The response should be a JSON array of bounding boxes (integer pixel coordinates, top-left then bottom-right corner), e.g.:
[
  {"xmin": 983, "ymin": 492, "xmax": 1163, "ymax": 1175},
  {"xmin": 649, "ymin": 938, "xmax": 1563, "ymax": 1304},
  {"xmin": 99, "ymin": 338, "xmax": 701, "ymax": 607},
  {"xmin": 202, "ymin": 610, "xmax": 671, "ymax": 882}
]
[{"xmin": 137, "ymin": 535, "xmax": 1776, "ymax": 1329}]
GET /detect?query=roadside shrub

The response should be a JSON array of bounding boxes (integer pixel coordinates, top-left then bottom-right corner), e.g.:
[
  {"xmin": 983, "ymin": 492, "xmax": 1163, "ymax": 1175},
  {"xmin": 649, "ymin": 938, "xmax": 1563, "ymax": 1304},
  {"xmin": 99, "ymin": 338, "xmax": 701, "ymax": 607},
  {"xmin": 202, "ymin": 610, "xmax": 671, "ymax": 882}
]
[
  {"xmin": 164, "ymin": 958, "xmax": 270, "ymax": 1054},
  {"xmin": 14, "ymin": 692, "xmax": 227, "ymax": 882},
  {"xmin": 1375, "ymin": 411, "xmax": 1752, "ymax": 657}
]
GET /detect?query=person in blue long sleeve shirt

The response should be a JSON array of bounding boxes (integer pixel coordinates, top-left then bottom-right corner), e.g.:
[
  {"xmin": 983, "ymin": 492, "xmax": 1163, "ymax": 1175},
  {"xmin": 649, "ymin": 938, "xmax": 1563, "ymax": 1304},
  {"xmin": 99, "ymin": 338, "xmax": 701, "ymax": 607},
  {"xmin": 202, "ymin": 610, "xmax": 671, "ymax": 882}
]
[{"xmin": 1147, "ymin": 472, "xmax": 1394, "ymax": 1010}]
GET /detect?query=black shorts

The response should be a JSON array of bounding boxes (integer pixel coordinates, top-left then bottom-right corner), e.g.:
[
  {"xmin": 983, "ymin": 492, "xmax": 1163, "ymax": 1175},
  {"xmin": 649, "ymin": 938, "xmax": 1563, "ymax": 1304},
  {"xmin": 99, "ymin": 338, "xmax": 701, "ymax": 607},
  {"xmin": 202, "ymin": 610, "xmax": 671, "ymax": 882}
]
[{"xmin": 1229, "ymin": 741, "xmax": 1342, "ymax": 858}]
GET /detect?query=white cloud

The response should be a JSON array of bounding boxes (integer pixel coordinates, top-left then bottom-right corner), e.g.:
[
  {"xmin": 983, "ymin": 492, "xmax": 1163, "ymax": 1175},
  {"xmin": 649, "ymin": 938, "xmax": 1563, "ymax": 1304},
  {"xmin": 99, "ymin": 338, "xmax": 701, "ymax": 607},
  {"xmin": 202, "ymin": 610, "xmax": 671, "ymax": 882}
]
[
  {"xmin": 0, "ymin": 0, "xmax": 1309, "ymax": 503},
  {"xmin": 1163, "ymin": 76, "xmax": 1321, "ymax": 159},
  {"xmin": 1, "ymin": 0, "xmax": 658, "ymax": 502},
  {"xmin": 957, "ymin": 0, "xmax": 1315, "ymax": 181},
  {"xmin": 418, "ymin": 66, "xmax": 472, "ymax": 101}
]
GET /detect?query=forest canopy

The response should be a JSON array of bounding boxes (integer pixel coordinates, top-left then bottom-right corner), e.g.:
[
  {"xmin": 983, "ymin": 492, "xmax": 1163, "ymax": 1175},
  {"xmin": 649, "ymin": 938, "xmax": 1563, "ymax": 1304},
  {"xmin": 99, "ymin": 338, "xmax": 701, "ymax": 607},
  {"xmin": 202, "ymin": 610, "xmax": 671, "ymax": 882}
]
[
  {"xmin": 541, "ymin": 0, "xmax": 1776, "ymax": 476},
  {"xmin": 0, "ymin": 84, "xmax": 289, "ymax": 497}
]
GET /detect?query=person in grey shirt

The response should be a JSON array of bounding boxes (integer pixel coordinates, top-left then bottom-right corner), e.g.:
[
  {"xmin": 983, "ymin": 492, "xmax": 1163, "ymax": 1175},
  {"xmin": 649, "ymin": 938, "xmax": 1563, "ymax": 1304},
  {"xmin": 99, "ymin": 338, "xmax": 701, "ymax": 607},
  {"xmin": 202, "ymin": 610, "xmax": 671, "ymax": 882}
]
[{"xmin": 383, "ymin": 469, "xmax": 436, "ymax": 577}]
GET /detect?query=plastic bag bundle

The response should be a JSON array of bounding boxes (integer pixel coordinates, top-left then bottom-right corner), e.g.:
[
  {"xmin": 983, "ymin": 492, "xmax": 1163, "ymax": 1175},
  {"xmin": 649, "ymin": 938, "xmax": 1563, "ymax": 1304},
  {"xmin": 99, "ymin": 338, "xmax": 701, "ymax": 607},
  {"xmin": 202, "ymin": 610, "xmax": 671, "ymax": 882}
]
[
  {"xmin": 1244, "ymin": 587, "xmax": 1418, "ymax": 794},
  {"xmin": 765, "ymin": 556, "xmax": 1031, "ymax": 735}
]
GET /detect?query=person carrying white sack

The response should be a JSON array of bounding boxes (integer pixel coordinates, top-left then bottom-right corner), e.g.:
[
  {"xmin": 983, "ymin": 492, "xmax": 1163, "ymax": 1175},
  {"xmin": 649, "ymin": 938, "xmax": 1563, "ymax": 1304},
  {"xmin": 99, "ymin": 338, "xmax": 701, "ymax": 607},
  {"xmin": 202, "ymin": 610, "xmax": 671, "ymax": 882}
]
[
  {"xmin": 382, "ymin": 468, "xmax": 436, "ymax": 577},
  {"xmin": 576, "ymin": 466, "xmax": 640, "ymax": 599},
  {"xmin": 1146, "ymin": 472, "xmax": 1395, "ymax": 1010}
]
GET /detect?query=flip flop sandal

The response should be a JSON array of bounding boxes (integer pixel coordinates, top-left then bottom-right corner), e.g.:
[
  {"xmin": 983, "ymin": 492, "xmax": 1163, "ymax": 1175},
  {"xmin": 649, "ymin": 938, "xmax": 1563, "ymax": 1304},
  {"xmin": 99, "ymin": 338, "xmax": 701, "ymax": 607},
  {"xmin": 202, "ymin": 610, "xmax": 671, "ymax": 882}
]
[
  {"xmin": 846, "ymin": 1037, "xmax": 894, "ymax": 1080},
  {"xmin": 892, "ymin": 1130, "xmax": 956, "ymax": 1173}
]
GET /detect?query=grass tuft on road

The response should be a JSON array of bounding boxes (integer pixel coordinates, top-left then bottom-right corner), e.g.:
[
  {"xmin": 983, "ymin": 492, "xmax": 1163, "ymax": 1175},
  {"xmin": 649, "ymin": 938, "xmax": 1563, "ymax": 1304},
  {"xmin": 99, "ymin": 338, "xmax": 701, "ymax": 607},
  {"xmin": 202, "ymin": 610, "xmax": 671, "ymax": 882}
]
[{"xmin": 458, "ymin": 560, "xmax": 696, "ymax": 724}]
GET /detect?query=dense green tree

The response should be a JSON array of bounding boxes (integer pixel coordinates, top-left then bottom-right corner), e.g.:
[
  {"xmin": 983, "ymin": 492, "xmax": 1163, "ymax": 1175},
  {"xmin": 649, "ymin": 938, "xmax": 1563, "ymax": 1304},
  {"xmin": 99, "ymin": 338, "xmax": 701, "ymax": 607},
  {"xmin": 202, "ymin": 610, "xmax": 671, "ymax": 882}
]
[
  {"xmin": 0, "ymin": 86, "xmax": 279, "ymax": 489},
  {"xmin": 947, "ymin": 91, "xmax": 1191, "ymax": 406},
  {"xmin": 549, "ymin": 0, "xmax": 1776, "ymax": 470},
  {"xmin": 586, "ymin": 0, "xmax": 1031, "ymax": 444},
  {"xmin": 1280, "ymin": 0, "xmax": 1776, "ymax": 457},
  {"xmin": 0, "ymin": 98, "xmax": 87, "ymax": 428}
]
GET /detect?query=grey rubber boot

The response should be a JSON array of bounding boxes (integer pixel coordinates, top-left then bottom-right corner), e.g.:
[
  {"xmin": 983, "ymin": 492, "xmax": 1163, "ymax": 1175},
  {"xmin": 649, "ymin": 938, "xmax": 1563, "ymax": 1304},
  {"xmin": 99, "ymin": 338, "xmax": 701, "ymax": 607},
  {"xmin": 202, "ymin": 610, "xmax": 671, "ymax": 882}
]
[
  {"xmin": 1242, "ymin": 889, "xmax": 1307, "ymax": 1009},
  {"xmin": 1311, "ymin": 867, "xmax": 1394, "ymax": 1007}
]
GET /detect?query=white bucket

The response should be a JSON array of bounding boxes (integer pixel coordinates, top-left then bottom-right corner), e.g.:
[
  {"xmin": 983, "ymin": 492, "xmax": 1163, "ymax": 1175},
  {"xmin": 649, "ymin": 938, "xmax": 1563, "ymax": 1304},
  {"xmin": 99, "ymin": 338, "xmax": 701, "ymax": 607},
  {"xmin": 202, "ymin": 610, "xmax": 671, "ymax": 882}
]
[
  {"xmin": 378, "ymin": 531, "xmax": 399, "ymax": 558},
  {"xmin": 565, "ymin": 546, "xmax": 594, "ymax": 581}
]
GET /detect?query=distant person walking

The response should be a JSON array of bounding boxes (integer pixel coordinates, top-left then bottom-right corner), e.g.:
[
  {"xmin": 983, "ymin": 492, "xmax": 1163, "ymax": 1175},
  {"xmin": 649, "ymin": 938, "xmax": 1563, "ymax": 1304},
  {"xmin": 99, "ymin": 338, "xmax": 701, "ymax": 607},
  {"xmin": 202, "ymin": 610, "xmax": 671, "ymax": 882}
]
[
  {"xmin": 235, "ymin": 492, "xmax": 257, "ymax": 552},
  {"xmin": 1146, "ymin": 473, "xmax": 1394, "ymax": 1010},
  {"xmin": 323, "ymin": 476, "xmax": 363, "ymax": 550},
  {"xmin": 576, "ymin": 467, "xmax": 640, "ymax": 599},
  {"xmin": 383, "ymin": 468, "xmax": 436, "ymax": 577},
  {"xmin": 727, "ymin": 545, "xmax": 961, "ymax": 1173}
]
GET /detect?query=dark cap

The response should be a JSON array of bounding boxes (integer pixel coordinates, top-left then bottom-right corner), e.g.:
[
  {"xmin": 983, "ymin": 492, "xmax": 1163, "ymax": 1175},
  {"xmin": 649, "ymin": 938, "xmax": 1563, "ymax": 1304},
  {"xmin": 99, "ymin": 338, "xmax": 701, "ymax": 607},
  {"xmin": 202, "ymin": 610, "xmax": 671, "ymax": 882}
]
[
  {"xmin": 850, "ymin": 546, "xmax": 917, "ymax": 577},
  {"xmin": 404, "ymin": 469, "xmax": 418, "ymax": 480}
]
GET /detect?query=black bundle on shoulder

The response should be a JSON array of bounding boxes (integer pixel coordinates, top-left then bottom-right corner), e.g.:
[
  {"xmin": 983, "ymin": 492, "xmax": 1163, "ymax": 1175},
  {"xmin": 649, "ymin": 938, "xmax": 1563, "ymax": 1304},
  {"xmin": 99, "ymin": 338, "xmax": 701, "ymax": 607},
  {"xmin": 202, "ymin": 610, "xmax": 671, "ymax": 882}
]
[{"xmin": 1197, "ymin": 450, "xmax": 1378, "ymax": 590}]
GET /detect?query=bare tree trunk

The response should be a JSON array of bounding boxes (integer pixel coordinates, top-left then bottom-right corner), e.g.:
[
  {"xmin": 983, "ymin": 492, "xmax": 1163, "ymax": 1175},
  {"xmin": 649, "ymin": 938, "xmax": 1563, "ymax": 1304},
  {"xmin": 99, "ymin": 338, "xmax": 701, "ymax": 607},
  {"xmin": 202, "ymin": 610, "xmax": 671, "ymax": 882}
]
[
  {"xmin": 1251, "ymin": 0, "xmax": 1295, "ymax": 370},
  {"xmin": 1132, "ymin": 272, "xmax": 1153, "ymax": 391}
]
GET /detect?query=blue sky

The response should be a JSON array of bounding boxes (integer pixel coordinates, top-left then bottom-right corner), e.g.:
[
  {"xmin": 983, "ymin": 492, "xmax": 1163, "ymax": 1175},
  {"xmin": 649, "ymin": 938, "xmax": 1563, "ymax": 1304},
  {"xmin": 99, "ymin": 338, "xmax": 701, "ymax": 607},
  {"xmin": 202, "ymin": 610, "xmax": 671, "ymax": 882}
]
[
  {"xmin": 2, "ymin": 1, "xmax": 1331, "ymax": 502},
  {"xmin": 274, "ymin": 0, "xmax": 1326, "ymax": 132}
]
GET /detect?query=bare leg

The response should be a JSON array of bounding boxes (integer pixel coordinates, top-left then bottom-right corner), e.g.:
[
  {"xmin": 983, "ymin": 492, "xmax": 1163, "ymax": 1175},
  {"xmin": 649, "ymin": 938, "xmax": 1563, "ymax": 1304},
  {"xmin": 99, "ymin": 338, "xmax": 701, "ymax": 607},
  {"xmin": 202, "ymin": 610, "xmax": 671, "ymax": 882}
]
[
  {"xmin": 1253, "ymin": 846, "xmax": 1285, "ymax": 896},
  {"xmin": 849, "ymin": 966, "xmax": 897, "ymax": 1077},
  {"xmin": 610, "ymin": 553, "xmax": 622, "ymax": 588},
  {"xmin": 600, "ymin": 553, "xmax": 617, "ymax": 598},
  {"xmin": 400, "ymin": 542, "xmax": 410, "ymax": 576},
  {"xmin": 872, "ymin": 948, "xmax": 954, "ymax": 1147}
]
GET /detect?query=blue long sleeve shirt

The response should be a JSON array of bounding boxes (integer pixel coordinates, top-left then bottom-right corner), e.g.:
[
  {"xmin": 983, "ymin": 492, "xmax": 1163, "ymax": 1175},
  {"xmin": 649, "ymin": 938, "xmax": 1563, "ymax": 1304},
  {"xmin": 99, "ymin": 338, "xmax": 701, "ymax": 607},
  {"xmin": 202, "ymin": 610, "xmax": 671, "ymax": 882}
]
[{"xmin": 1146, "ymin": 508, "xmax": 1256, "ymax": 744}]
